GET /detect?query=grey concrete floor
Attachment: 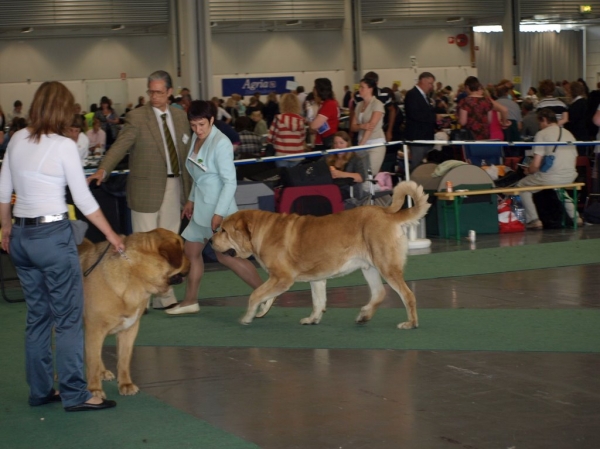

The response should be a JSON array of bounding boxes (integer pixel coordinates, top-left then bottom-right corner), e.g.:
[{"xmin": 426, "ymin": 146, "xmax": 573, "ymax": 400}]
[{"xmin": 107, "ymin": 226, "xmax": 600, "ymax": 449}]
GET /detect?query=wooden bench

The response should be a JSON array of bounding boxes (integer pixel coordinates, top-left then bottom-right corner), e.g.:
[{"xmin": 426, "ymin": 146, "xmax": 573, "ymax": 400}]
[{"xmin": 433, "ymin": 182, "xmax": 585, "ymax": 240}]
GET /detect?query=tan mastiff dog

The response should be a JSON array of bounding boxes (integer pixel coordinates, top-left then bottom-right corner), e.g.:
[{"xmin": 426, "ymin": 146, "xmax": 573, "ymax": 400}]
[
  {"xmin": 78, "ymin": 228, "xmax": 190, "ymax": 398},
  {"xmin": 211, "ymin": 181, "xmax": 430, "ymax": 328}
]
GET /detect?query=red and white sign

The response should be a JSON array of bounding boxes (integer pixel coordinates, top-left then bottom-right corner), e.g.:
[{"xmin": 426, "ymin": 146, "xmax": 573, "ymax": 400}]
[{"xmin": 447, "ymin": 36, "xmax": 455, "ymax": 44}]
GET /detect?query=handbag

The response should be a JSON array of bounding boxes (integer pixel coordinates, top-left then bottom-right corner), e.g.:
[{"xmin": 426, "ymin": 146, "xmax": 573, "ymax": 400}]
[
  {"xmin": 539, "ymin": 127, "xmax": 562, "ymax": 173},
  {"xmin": 280, "ymin": 159, "xmax": 333, "ymax": 187}
]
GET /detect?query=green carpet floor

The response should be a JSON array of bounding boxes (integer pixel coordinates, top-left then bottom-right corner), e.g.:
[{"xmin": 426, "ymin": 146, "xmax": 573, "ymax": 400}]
[
  {"xmin": 1, "ymin": 239, "xmax": 599, "ymax": 448},
  {"xmin": 179, "ymin": 239, "xmax": 600, "ymax": 299},
  {"xmin": 0, "ymin": 335, "xmax": 259, "ymax": 449},
  {"xmin": 125, "ymin": 308, "xmax": 600, "ymax": 353}
]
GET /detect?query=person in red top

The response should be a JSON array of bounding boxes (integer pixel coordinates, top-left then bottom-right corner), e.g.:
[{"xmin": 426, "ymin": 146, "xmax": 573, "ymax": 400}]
[
  {"xmin": 309, "ymin": 78, "xmax": 339, "ymax": 150},
  {"xmin": 458, "ymin": 76, "xmax": 508, "ymax": 140},
  {"xmin": 267, "ymin": 93, "xmax": 306, "ymax": 168}
]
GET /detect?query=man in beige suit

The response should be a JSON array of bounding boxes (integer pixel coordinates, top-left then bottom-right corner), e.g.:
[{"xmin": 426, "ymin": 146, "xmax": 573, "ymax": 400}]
[{"xmin": 88, "ymin": 70, "xmax": 191, "ymax": 309}]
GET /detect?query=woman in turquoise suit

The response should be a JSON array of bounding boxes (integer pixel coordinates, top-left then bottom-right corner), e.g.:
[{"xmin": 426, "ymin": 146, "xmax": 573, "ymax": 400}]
[{"xmin": 167, "ymin": 101, "xmax": 264, "ymax": 315}]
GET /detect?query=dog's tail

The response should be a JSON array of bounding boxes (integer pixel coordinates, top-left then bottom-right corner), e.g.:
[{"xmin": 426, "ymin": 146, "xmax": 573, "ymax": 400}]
[{"xmin": 385, "ymin": 181, "xmax": 431, "ymax": 226}]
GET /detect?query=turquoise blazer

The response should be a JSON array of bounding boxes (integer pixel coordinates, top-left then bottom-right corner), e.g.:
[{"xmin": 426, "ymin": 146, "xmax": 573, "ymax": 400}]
[{"xmin": 185, "ymin": 126, "xmax": 238, "ymax": 228}]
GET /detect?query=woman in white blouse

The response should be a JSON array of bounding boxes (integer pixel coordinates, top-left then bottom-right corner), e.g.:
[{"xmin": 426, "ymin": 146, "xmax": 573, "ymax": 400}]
[
  {"xmin": 0, "ymin": 81, "xmax": 124, "ymax": 412},
  {"xmin": 351, "ymin": 77, "xmax": 386, "ymax": 174}
]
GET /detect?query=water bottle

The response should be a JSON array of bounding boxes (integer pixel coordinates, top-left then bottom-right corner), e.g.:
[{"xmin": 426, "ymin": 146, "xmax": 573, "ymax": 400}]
[{"xmin": 512, "ymin": 195, "xmax": 526, "ymax": 224}]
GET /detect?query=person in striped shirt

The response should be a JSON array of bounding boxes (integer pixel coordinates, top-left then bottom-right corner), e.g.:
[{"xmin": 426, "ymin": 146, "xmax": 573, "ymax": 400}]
[{"xmin": 267, "ymin": 93, "xmax": 306, "ymax": 168}]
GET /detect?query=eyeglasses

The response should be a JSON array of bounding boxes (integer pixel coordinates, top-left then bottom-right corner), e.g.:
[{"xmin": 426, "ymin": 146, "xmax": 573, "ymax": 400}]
[{"xmin": 146, "ymin": 90, "xmax": 167, "ymax": 97}]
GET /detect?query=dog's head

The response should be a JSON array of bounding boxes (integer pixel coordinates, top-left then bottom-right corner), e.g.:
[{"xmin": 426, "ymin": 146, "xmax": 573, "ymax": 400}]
[
  {"xmin": 211, "ymin": 210, "xmax": 255, "ymax": 259},
  {"xmin": 145, "ymin": 228, "xmax": 191, "ymax": 282}
]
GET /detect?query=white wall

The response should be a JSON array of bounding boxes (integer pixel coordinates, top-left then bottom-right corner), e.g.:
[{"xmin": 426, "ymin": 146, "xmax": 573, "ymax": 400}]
[
  {"xmin": 211, "ymin": 28, "xmax": 476, "ymax": 100},
  {"xmin": 586, "ymin": 26, "xmax": 600, "ymax": 89},
  {"xmin": 0, "ymin": 35, "xmax": 173, "ymax": 115}
]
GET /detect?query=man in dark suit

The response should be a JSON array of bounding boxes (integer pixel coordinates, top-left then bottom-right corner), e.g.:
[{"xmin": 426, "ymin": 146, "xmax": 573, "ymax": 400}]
[
  {"xmin": 404, "ymin": 72, "xmax": 437, "ymax": 168},
  {"xmin": 88, "ymin": 70, "xmax": 192, "ymax": 309}
]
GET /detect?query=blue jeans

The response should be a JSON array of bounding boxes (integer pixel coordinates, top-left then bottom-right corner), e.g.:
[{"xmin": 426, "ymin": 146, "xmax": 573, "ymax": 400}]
[{"xmin": 10, "ymin": 219, "xmax": 91, "ymax": 407}]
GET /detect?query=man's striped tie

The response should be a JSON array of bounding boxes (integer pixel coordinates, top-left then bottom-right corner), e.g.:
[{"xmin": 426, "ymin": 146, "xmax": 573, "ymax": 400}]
[{"xmin": 161, "ymin": 113, "xmax": 179, "ymax": 176}]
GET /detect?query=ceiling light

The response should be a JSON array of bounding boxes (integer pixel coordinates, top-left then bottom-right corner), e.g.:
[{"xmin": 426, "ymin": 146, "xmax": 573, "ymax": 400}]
[
  {"xmin": 446, "ymin": 17, "xmax": 464, "ymax": 23},
  {"xmin": 110, "ymin": 24, "xmax": 125, "ymax": 31},
  {"xmin": 369, "ymin": 18, "xmax": 386, "ymax": 24},
  {"xmin": 20, "ymin": 27, "xmax": 33, "ymax": 33},
  {"xmin": 285, "ymin": 20, "xmax": 302, "ymax": 26},
  {"xmin": 473, "ymin": 25, "xmax": 503, "ymax": 33}
]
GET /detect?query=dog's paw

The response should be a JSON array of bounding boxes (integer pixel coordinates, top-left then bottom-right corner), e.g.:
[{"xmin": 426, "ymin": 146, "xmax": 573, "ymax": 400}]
[
  {"xmin": 397, "ymin": 321, "xmax": 418, "ymax": 330},
  {"xmin": 240, "ymin": 315, "xmax": 254, "ymax": 325},
  {"xmin": 300, "ymin": 317, "xmax": 320, "ymax": 325},
  {"xmin": 90, "ymin": 389, "xmax": 106, "ymax": 399},
  {"xmin": 255, "ymin": 298, "xmax": 275, "ymax": 318},
  {"xmin": 119, "ymin": 383, "xmax": 140, "ymax": 396},
  {"xmin": 101, "ymin": 370, "xmax": 115, "ymax": 381},
  {"xmin": 355, "ymin": 310, "xmax": 372, "ymax": 324}
]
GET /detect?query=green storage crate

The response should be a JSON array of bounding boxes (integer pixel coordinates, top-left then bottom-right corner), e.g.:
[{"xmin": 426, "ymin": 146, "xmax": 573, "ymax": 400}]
[{"xmin": 426, "ymin": 183, "xmax": 499, "ymax": 237}]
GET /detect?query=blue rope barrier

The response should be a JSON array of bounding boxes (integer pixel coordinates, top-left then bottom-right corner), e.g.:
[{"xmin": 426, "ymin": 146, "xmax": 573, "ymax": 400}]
[{"xmin": 234, "ymin": 139, "xmax": 600, "ymax": 165}]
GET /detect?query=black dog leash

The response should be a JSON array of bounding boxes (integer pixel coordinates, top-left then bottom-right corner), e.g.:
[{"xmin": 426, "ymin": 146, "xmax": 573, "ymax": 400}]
[{"xmin": 83, "ymin": 243, "xmax": 111, "ymax": 277}]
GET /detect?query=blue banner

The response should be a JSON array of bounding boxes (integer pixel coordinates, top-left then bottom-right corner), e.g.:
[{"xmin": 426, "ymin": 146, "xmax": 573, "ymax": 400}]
[{"xmin": 221, "ymin": 76, "xmax": 295, "ymax": 97}]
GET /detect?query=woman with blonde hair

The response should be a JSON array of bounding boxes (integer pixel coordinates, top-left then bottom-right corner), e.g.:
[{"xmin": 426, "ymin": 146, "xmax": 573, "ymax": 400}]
[
  {"xmin": 0, "ymin": 81, "xmax": 124, "ymax": 411},
  {"xmin": 266, "ymin": 92, "xmax": 306, "ymax": 168}
]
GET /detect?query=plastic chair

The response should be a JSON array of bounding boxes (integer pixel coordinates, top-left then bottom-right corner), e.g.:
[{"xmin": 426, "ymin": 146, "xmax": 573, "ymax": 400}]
[{"xmin": 277, "ymin": 185, "xmax": 344, "ymax": 216}]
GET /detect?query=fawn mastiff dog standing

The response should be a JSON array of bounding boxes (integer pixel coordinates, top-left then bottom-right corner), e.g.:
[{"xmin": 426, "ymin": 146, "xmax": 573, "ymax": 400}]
[
  {"xmin": 211, "ymin": 181, "xmax": 430, "ymax": 328},
  {"xmin": 78, "ymin": 228, "xmax": 190, "ymax": 398}
]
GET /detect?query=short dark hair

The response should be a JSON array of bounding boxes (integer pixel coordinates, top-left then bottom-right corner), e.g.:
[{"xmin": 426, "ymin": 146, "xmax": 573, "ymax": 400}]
[
  {"xmin": 14, "ymin": 100, "xmax": 22, "ymax": 108},
  {"xmin": 419, "ymin": 72, "xmax": 435, "ymax": 81},
  {"xmin": 537, "ymin": 107, "xmax": 558, "ymax": 123},
  {"xmin": 314, "ymin": 78, "xmax": 334, "ymax": 101},
  {"xmin": 522, "ymin": 100, "xmax": 535, "ymax": 112},
  {"xmin": 464, "ymin": 76, "xmax": 481, "ymax": 93},
  {"xmin": 363, "ymin": 71, "xmax": 379, "ymax": 84},
  {"xmin": 187, "ymin": 100, "xmax": 216, "ymax": 121},
  {"xmin": 234, "ymin": 116, "xmax": 254, "ymax": 133}
]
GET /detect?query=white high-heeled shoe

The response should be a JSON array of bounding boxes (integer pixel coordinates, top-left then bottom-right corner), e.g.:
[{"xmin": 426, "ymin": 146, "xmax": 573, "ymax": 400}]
[{"xmin": 165, "ymin": 303, "xmax": 200, "ymax": 315}]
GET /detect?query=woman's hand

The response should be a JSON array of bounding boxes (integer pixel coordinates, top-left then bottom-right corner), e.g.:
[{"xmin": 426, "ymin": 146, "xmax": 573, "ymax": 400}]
[
  {"xmin": 1, "ymin": 225, "xmax": 11, "ymax": 253},
  {"xmin": 182, "ymin": 201, "xmax": 194, "ymax": 220},
  {"xmin": 211, "ymin": 214, "xmax": 223, "ymax": 233},
  {"xmin": 330, "ymin": 167, "xmax": 341, "ymax": 179},
  {"xmin": 107, "ymin": 232, "xmax": 125, "ymax": 253}
]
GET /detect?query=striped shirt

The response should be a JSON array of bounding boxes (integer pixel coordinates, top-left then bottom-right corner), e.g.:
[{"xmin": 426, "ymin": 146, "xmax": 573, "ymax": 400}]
[
  {"xmin": 536, "ymin": 97, "xmax": 568, "ymax": 121},
  {"xmin": 267, "ymin": 113, "xmax": 306, "ymax": 156}
]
